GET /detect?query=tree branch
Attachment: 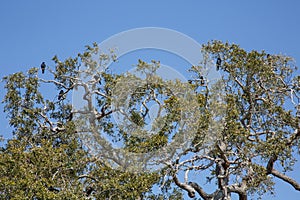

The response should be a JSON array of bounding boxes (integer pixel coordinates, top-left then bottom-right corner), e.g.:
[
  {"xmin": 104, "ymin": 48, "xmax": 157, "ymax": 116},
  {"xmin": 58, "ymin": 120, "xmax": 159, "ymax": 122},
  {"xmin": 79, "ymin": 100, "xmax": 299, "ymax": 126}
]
[
  {"xmin": 188, "ymin": 182, "xmax": 215, "ymax": 200},
  {"xmin": 265, "ymin": 129, "xmax": 300, "ymax": 191},
  {"xmin": 271, "ymin": 169, "xmax": 300, "ymax": 191},
  {"xmin": 266, "ymin": 155, "xmax": 277, "ymax": 174},
  {"xmin": 172, "ymin": 174, "xmax": 196, "ymax": 198},
  {"xmin": 227, "ymin": 183, "xmax": 248, "ymax": 200}
]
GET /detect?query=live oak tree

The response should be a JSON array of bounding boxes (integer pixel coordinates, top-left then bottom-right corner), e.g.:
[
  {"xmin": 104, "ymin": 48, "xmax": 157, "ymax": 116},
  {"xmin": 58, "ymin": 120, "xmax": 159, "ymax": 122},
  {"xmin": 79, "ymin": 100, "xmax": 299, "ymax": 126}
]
[
  {"xmin": 0, "ymin": 47, "xmax": 161, "ymax": 200},
  {"xmin": 1, "ymin": 41, "xmax": 299, "ymax": 199},
  {"xmin": 169, "ymin": 41, "xmax": 300, "ymax": 200}
]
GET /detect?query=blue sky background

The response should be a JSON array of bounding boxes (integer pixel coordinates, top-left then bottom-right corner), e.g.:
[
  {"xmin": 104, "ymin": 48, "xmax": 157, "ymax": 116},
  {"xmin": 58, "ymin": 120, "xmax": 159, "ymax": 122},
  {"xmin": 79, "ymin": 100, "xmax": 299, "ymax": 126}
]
[{"xmin": 0, "ymin": 0, "xmax": 300, "ymax": 199}]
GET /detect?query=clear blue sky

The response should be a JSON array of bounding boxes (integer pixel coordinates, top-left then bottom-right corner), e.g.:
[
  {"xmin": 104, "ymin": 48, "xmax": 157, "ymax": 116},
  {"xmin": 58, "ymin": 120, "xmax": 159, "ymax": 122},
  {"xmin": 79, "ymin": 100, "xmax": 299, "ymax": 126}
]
[{"xmin": 0, "ymin": 1, "xmax": 299, "ymax": 199}]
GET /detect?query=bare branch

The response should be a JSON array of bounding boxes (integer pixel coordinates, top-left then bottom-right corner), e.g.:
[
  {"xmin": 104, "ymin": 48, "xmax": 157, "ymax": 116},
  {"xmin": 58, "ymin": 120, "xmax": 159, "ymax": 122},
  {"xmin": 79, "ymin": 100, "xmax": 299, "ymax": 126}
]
[
  {"xmin": 188, "ymin": 182, "xmax": 215, "ymax": 200},
  {"xmin": 78, "ymin": 174, "xmax": 98, "ymax": 182},
  {"xmin": 227, "ymin": 182, "xmax": 248, "ymax": 200},
  {"xmin": 172, "ymin": 174, "xmax": 196, "ymax": 198},
  {"xmin": 271, "ymin": 169, "xmax": 300, "ymax": 191},
  {"xmin": 265, "ymin": 128, "xmax": 300, "ymax": 190},
  {"xmin": 266, "ymin": 155, "xmax": 277, "ymax": 174}
]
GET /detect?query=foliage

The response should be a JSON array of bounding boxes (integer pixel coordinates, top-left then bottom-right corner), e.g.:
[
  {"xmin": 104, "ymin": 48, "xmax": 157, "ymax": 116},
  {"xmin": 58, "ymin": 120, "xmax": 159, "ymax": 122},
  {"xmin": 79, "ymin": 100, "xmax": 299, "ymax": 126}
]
[{"xmin": 1, "ymin": 41, "xmax": 299, "ymax": 199}]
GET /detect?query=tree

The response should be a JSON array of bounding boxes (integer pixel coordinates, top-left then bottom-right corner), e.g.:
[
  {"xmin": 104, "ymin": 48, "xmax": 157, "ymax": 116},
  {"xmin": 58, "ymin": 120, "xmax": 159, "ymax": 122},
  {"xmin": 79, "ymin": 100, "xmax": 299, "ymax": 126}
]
[
  {"xmin": 168, "ymin": 41, "xmax": 300, "ymax": 199},
  {"xmin": 1, "ymin": 41, "xmax": 299, "ymax": 199}
]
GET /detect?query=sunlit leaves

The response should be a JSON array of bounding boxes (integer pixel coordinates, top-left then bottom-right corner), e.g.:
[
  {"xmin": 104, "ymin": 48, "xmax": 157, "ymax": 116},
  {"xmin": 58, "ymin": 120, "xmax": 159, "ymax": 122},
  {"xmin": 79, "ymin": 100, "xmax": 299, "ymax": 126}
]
[
  {"xmin": 201, "ymin": 40, "xmax": 299, "ymax": 197},
  {"xmin": 1, "ymin": 40, "xmax": 299, "ymax": 199}
]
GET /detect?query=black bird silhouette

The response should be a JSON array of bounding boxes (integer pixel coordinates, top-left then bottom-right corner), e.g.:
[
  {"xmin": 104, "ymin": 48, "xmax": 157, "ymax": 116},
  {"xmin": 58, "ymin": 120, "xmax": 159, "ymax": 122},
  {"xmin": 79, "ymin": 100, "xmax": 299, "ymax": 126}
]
[
  {"xmin": 41, "ymin": 62, "xmax": 46, "ymax": 74},
  {"xmin": 93, "ymin": 75, "xmax": 101, "ymax": 84},
  {"xmin": 267, "ymin": 54, "xmax": 272, "ymax": 65},
  {"xmin": 199, "ymin": 76, "xmax": 205, "ymax": 85},
  {"xmin": 216, "ymin": 57, "xmax": 221, "ymax": 71},
  {"xmin": 58, "ymin": 90, "xmax": 64, "ymax": 100}
]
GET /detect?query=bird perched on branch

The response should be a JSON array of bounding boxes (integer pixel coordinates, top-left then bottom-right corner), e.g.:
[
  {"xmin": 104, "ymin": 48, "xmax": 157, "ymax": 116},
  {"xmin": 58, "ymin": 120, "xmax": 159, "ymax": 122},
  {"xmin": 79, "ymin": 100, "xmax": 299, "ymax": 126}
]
[
  {"xmin": 199, "ymin": 76, "xmax": 205, "ymax": 86},
  {"xmin": 93, "ymin": 74, "xmax": 101, "ymax": 84},
  {"xmin": 58, "ymin": 90, "xmax": 65, "ymax": 100},
  {"xmin": 41, "ymin": 62, "xmax": 46, "ymax": 74},
  {"xmin": 216, "ymin": 56, "xmax": 221, "ymax": 71}
]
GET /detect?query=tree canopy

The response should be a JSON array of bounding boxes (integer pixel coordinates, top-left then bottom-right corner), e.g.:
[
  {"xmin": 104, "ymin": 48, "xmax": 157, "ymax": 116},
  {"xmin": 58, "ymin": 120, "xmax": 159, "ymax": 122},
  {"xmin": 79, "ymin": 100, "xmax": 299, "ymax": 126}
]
[{"xmin": 1, "ymin": 41, "xmax": 300, "ymax": 199}]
